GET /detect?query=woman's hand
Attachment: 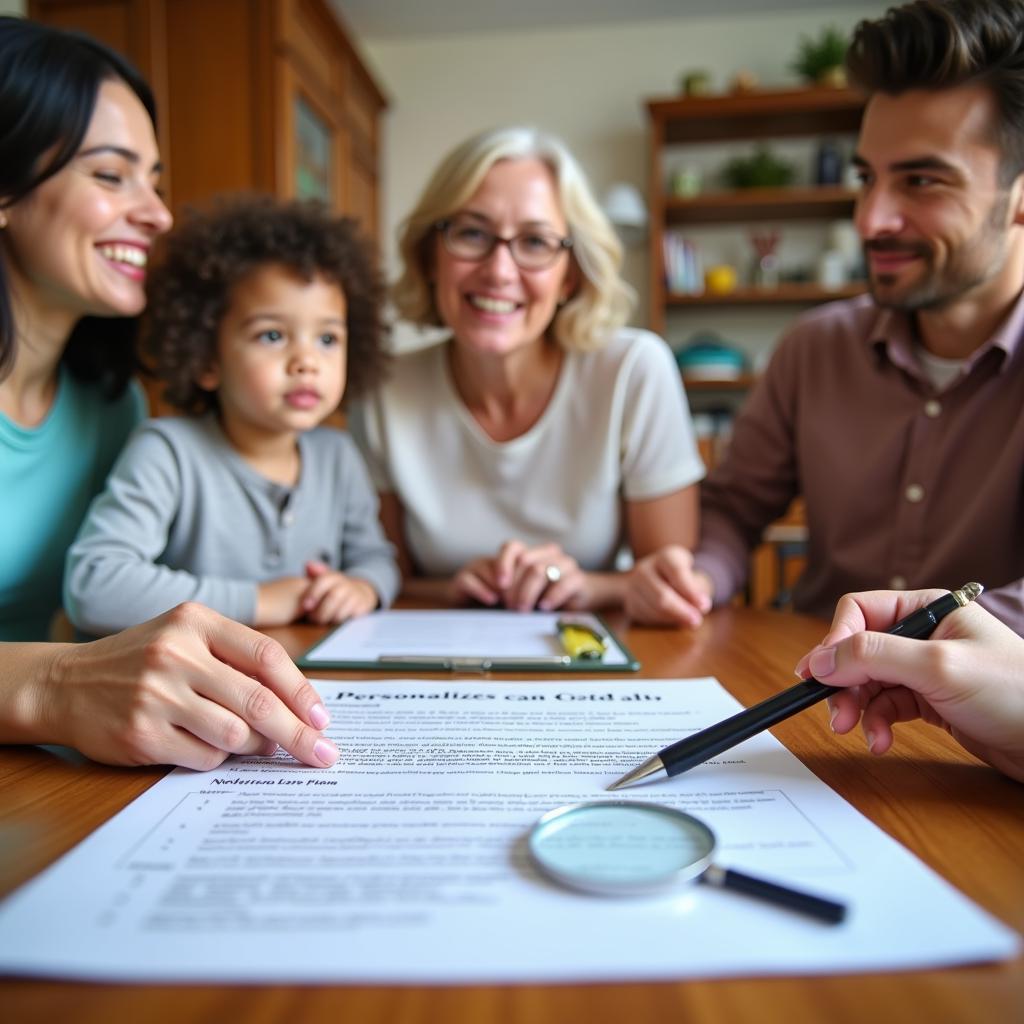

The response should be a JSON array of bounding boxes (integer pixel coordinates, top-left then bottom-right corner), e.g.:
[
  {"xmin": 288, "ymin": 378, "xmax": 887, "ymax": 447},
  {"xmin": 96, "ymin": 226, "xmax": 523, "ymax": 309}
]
[
  {"xmin": 795, "ymin": 589, "xmax": 1024, "ymax": 782},
  {"xmin": 21, "ymin": 603, "xmax": 339, "ymax": 771},
  {"xmin": 449, "ymin": 541, "xmax": 588, "ymax": 611},
  {"xmin": 492, "ymin": 540, "xmax": 587, "ymax": 611},
  {"xmin": 301, "ymin": 561, "xmax": 378, "ymax": 623},
  {"xmin": 624, "ymin": 545, "xmax": 712, "ymax": 627},
  {"xmin": 449, "ymin": 556, "xmax": 504, "ymax": 607}
]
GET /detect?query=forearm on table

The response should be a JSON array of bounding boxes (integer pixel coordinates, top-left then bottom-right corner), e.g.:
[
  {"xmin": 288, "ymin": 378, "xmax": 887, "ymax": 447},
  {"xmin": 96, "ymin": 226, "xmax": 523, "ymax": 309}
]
[
  {"xmin": 67, "ymin": 559, "xmax": 256, "ymax": 634},
  {"xmin": 692, "ymin": 511, "xmax": 756, "ymax": 607},
  {"xmin": 580, "ymin": 571, "xmax": 630, "ymax": 609},
  {"xmin": 0, "ymin": 642, "xmax": 74, "ymax": 746}
]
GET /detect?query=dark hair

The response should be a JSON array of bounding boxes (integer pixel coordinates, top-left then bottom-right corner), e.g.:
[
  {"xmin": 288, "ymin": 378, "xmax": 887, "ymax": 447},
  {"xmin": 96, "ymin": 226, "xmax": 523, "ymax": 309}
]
[
  {"xmin": 0, "ymin": 16, "xmax": 157, "ymax": 393},
  {"xmin": 846, "ymin": 1, "xmax": 1024, "ymax": 183},
  {"xmin": 142, "ymin": 195, "xmax": 388, "ymax": 414}
]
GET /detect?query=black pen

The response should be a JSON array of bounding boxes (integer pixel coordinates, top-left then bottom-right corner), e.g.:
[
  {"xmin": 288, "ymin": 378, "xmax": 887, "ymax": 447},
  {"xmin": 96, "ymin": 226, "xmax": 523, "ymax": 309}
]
[{"xmin": 608, "ymin": 582, "xmax": 984, "ymax": 791}]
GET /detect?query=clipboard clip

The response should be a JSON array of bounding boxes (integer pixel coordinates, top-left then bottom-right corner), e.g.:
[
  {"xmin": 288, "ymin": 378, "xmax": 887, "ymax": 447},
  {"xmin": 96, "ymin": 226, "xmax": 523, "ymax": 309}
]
[
  {"xmin": 556, "ymin": 618, "xmax": 608, "ymax": 661},
  {"xmin": 378, "ymin": 655, "xmax": 571, "ymax": 673}
]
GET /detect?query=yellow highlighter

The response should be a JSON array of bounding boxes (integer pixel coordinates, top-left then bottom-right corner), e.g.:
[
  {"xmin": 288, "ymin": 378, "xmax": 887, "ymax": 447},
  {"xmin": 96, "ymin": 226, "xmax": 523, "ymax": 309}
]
[{"xmin": 556, "ymin": 618, "xmax": 608, "ymax": 661}]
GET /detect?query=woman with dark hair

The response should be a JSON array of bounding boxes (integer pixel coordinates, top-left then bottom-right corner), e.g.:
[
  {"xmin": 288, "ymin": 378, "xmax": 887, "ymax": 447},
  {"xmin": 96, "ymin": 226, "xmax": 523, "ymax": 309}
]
[{"xmin": 0, "ymin": 17, "xmax": 337, "ymax": 771}]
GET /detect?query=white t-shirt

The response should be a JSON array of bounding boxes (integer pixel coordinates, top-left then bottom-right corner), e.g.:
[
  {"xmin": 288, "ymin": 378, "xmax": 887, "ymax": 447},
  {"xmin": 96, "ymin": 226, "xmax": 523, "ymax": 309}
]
[{"xmin": 350, "ymin": 328, "xmax": 705, "ymax": 576}]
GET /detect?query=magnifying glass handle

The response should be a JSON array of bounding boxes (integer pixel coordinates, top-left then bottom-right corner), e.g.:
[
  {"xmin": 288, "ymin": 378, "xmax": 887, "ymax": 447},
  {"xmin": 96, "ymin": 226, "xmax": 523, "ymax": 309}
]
[{"xmin": 702, "ymin": 864, "xmax": 847, "ymax": 925}]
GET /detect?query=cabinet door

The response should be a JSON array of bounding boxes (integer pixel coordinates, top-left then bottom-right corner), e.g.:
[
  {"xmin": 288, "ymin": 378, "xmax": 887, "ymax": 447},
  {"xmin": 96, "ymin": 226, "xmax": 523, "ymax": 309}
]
[
  {"xmin": 276, "ymin": 59, "xmax": 345, "ymax": 207},
  {"xmin": 341, "ymin": 64, "xmax": 382, "ymax": 248},
  {"xmin": 274, "ymin": 0, "xmax": 346, "ymax": 208}
]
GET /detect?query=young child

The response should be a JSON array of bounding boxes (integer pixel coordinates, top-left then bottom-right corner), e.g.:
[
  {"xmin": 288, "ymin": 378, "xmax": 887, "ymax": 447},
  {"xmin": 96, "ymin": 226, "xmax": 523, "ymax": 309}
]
[{"xmin": 64, "ymin": 196, "xmax": 400, "ymax": 635}]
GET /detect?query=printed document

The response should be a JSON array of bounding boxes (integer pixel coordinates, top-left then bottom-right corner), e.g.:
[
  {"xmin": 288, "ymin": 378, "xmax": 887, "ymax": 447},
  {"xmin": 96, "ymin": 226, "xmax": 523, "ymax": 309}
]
[{"xmin": 0, "ymin": 678, "xmax": 1017, "ymax": 983}]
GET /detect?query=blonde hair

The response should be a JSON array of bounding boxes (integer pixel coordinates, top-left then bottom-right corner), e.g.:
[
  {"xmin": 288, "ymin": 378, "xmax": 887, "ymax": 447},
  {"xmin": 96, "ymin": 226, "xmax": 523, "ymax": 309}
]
[{"xmin": 393, "ymin": 126, "xmax": 634, "ymax": 351}]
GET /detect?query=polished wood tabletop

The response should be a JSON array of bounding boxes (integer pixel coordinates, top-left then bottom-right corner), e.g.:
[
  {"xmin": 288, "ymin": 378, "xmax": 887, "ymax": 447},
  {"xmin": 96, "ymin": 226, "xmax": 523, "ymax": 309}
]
[{"xmin": 2, "ymin": 607, "xmax": 1021, "ymax": 1023}]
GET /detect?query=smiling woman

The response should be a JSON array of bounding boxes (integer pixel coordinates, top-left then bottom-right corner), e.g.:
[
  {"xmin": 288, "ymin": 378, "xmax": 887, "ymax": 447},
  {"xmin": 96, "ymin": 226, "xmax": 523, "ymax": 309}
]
[
  {"xmin": 349, "ymin": 126, "xmax": 706, "ymax": 617},
  {"xmin": 0, "ymin": 18, "xmax": 340, "ymax": 773},
  {"xmin": 0, "ymin": 20, "xmax": 170, "ymax": 640}
]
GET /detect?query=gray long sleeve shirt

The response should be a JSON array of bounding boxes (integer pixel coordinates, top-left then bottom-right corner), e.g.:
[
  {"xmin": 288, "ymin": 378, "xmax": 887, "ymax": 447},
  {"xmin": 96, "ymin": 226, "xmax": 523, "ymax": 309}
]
[{"xmin": 65, "ymin": 415, "xmax": 400, "ymax": 635}]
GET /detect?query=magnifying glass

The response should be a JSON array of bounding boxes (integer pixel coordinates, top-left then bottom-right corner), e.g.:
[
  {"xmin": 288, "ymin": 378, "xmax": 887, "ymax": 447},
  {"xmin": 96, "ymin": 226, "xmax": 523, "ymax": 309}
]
[{"xmin": 529, "ymin": 801, "xmax": 846, "ymax": 924}]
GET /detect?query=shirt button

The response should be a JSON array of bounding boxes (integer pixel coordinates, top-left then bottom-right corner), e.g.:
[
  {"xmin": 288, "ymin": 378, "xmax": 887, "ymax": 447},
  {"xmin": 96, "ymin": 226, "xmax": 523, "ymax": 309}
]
[
  {"xmin": 905, "ymin": 484, "xmax": 925, "ymax": 503},
  {"xmin": 282, "ymin": 511, "xmax": 295, "ymax": 526},
  {"xmin": 924, "ymin": 400, "xmax": 942, "ymax": 418},
  {"xmin": 890, "ymin": 575, "xmax": 908, "ymax": 590}
]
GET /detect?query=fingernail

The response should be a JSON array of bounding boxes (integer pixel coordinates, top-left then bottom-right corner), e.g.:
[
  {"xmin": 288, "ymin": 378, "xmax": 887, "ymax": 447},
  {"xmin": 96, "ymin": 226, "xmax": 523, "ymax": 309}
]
[
  {"xmin": 309, "ymin": 702, "xmax": 330, "ymax": 729},
  {"xmin": 314, "ymin": 738, "xmax": 338, "ymax": 766},
  {"xmin": 865, "ymin": 730, "xmax": 877, "ymax": 754},
  {"xmin": 828, "ymin": 703, "xmax": 839, "ymax": 731},
  {"xmin": 808, "ymin": 646, "xmax": 837, "ymax": 678}
]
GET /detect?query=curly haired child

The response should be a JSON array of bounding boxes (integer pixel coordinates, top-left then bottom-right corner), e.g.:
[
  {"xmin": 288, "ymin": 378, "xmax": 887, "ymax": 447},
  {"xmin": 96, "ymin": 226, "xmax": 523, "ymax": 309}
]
[{"xmin": 65, "ymin": 196, "xmax": 399, "ymax": 634}]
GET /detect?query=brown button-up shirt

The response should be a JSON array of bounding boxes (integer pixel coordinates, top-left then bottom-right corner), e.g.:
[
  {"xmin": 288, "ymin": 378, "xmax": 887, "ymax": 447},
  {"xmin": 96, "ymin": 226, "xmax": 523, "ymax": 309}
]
[{"xmin": 694, "ymin": 291, "xmax": 1024, "ymax": 632}]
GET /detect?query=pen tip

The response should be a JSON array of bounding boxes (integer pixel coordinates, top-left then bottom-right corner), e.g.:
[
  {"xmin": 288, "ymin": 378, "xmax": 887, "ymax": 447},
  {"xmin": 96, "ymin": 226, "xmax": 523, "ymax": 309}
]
[
  {"xmin": 954, "ymin": 582, "xmax": 984, "ymax": 606},
  {"xmin": 606, "ymin": 755, "xmax": 665, "ymax": 791}
]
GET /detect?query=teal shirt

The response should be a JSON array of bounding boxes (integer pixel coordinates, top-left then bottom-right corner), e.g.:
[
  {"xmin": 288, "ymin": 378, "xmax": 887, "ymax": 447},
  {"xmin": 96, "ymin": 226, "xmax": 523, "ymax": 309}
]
[{"xmin": 0, "ymin": 370, "xmax": 145, "ymax": 640}]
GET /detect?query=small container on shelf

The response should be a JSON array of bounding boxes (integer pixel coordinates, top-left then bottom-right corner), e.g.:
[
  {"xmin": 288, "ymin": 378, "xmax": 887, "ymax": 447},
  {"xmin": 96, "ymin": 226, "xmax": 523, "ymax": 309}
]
[
  {"xmin": 704, "ymin": 264, "xmax": 738, "ymax": 295},
  {"xmin": 674, "ymin": 334, "xmax": 747, "ymax": 382},
  {"xmin": 816, "ymin": 248, "xmax": 848, "ymax": 290},
  {"xmin": 749, "ymin": 229, "xmax": 781, "ymax": 289},
  {"xmin": 663, "ymin": 231, "xmax": 704, "ymax": 295}
]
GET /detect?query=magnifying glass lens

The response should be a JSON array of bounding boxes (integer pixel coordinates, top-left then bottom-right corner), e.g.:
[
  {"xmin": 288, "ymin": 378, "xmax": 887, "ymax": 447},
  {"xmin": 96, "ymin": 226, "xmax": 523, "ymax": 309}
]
[
  {"xmin": 530, "ymin": 801, "xmax": 847, "ymax": 923},
  {"xmin": 529, "ymin": 802, "xmax": 714, "ymax": 894}
]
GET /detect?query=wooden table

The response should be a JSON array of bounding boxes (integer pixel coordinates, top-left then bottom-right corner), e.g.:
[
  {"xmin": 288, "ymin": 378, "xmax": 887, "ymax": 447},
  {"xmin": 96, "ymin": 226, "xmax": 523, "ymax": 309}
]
[{"xmin": 2, "ymin": 608, "xmax": 1021, "ymax": 1022}]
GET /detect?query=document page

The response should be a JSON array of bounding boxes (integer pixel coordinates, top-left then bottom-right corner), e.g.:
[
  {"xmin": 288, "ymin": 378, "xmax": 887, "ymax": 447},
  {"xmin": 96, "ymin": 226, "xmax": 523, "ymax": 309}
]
[
  {"xmin": 0, "ymin": 678, "xmax": 1017, "ymax": 983},
  {"xmin": 300, "ymin": 609, "xmax": 634, "ymax": 667}
]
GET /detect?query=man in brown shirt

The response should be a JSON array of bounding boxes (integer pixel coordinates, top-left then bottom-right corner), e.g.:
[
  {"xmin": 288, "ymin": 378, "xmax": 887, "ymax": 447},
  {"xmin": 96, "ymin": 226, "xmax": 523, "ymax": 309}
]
[{"xmin": 627, "ymin": 0, "xmax": 1024, "ymax": 635}]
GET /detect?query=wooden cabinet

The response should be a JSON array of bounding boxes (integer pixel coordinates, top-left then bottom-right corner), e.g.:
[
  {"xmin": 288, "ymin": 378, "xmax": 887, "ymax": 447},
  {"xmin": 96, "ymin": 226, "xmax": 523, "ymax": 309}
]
[
  {"xmin": 28, "ymin": 0, "xmax": 387, "ymax": 248},
  {"xmin": 30, "ymin": 0, "xmax": 386, "ymax": 420}
]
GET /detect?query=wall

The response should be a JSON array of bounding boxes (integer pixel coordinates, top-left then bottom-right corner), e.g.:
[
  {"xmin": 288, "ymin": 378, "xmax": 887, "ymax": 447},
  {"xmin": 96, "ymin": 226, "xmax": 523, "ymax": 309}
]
[
  {"xmin": 0, "ymin": 0, "xmax": 26, "ymax": 13},
  {"xmin": 362, "ymin": 4, "xmax": 885, "ymax": 352}
]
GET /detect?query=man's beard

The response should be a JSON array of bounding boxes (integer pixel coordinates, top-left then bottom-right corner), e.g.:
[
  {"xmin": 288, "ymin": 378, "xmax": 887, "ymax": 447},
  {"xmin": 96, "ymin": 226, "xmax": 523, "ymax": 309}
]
[{"xmin": 864, "ymin": 194, "xmax": 1011, "ymax": 312}]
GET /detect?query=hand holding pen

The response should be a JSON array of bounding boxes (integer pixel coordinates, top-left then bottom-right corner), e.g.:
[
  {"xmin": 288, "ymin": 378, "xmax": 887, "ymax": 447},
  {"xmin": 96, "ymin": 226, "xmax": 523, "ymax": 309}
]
[
  {"xmin": 610, "ymin": 584, "xmax": 987, "ymax": 790},
  {"xmin": 796, "ymin": 588, "xmax": 1024, "ymax": 783}
]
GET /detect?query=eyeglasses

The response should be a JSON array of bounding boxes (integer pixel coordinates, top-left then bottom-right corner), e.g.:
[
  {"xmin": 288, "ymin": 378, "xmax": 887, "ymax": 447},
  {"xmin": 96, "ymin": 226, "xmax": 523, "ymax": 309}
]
[{"xmin": 436, "ymin": 214, "xmax": 573, "ymax": 270}]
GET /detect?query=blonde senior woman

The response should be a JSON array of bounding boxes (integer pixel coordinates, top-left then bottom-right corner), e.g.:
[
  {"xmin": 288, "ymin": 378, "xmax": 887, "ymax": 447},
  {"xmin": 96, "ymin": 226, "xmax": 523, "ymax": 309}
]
[{"xmin": 351, "ymin": 126, "xmax": 704, "ymax": 614}]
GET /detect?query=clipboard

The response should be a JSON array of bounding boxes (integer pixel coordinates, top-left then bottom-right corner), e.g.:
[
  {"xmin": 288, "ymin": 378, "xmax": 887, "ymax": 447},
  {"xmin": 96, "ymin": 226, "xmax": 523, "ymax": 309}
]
[{"xmin": 296, "ymin": 609, "xmax": 639, "ymax": 673}]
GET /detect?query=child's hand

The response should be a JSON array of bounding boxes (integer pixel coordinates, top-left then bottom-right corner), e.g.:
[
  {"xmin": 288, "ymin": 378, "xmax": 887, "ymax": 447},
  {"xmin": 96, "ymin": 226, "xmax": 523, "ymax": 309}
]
[
  {"xmin": 255, "ymin": 577, "xmax": 309, "ymax": 627},
  {"xmin": 301, "ymin": 561, "xmax": 379, "ymax": 623}
]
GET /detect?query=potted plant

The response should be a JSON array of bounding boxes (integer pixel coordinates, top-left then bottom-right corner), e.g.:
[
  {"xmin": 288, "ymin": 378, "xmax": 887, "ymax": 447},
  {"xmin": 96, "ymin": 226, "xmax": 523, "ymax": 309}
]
[
  {"xmin": 722, "ymin": 146, "xmax": 796, "ymax": 189},
  {"xmin": 790, "ymin": 26, "xmax": 848, "ymax": 87}
]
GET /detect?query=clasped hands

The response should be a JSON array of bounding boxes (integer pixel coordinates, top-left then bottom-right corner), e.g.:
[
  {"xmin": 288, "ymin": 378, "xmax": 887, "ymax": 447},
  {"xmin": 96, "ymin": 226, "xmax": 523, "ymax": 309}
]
[
  {"xmin": 452, "ymin": 540, "xmax": 588, "ymax": 611},
  {"xmin": 256, "ymin": 560, "xmax": 378, "ymax": 627},
  {"xmin": 452, "ymin": 541, "xmax": 717, "ymax": 620}
]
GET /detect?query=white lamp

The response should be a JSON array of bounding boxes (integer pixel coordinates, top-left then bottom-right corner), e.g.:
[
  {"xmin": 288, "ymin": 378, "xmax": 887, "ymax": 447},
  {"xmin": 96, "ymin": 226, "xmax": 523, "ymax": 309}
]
[{"xmin": 602, "ymin": 182, "xmax": 647, "ymax": 245}]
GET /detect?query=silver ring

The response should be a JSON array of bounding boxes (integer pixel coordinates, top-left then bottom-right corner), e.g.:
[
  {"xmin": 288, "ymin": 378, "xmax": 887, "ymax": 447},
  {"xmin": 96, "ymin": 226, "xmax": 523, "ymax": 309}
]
[{"xmin": 544, "ymin": 564, "xmax": 562, "ymax": 584}]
